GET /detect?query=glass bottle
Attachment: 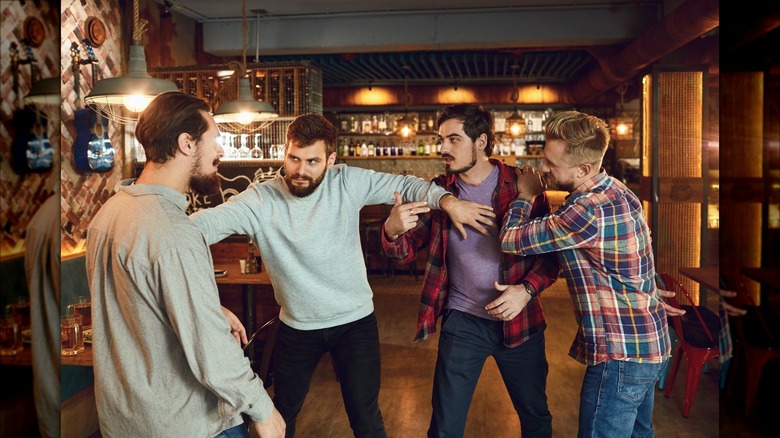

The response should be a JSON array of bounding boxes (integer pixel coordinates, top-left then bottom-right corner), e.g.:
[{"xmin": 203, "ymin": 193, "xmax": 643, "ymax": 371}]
[{"xmin": 246, "ymin": 238, "xmax": 259, "ymax": 274}]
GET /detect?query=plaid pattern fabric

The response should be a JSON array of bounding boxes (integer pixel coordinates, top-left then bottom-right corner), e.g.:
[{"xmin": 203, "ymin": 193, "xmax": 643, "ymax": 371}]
[
  {"xmin": 383, "ymin": 159, "xmax": 559, "ymax": 347},
  {"xmin": 500, "ymin": 171, "xmax": 671, "ymax": 365}
]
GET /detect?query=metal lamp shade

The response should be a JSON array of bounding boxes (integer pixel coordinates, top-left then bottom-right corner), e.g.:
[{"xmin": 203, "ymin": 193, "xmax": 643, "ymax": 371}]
[
  {"xmin": 24, "ymin": 77, "xmax": 61, "ymax": 106},
  {"xmin": 84, "ymin": 44, "xmax": 179, "ymax": 123},
  {"xmin": 213, "ymin": 77, "xmax": 278, "ymax": 124}
]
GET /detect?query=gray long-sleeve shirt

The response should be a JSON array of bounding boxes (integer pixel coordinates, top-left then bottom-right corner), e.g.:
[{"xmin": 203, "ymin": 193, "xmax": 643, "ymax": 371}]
[
  {"xmin": 86, "ymin": 182, "xmax": 273, "ymax": 438},
  {"xmin": 191, "ymin": 164, "xmax": 448, "ymax": 330}
]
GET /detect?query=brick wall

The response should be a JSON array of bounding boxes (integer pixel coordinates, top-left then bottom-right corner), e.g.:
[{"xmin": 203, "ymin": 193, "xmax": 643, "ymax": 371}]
[
  {"xmin": 60, "ymin": 0, "xmax": 126, "ymax": 255},
  {"xmin": 0, "ymin": 1, "xmax": 60, "ymax": 257}
]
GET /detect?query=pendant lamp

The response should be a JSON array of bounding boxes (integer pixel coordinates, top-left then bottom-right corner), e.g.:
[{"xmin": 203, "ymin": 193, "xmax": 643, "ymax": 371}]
[
  {"xmin": 212, "ymin": 0, "xmax": 278, "ymax": 130},
  {"xmin": 395, "ymin": 65, "xmax": 416, "ymax": 138},
  {"xmin": 505, "ymin": 64, "xmax": 527, "ymax": 137},
  {"xmin": 84, "ymin": 0, "xmax": 178, "ymax": 125}
]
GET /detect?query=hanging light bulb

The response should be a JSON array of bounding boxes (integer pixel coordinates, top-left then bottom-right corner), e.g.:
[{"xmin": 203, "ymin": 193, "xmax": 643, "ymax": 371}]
[
  {"xmin": 84, "ymin": 0, "xmax": 178, "ymax": 124},
  {"xmin": 505, "ymin": 63, "xmax": 527, "ymax": 137},
  {"xmin": 613, "ymin": 83, "xmax": 633, "ymax": 139},
  {"xmin": 212, "ymin": 0, "xmax": 278, "ymax": 130},
  {"xmin": 395, "ymin": 65, "xmax": 416, "ymax": 138}
]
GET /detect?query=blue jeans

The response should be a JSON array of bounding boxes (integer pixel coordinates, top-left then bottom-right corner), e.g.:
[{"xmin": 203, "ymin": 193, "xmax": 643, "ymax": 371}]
[
  {"xmin": 428, "ymin": 310, "xmax": 552, "ymax": 438},
  {"xmin": 578, "ymin": 359, "xmax": 667, "ymax": 438},
  {"xmin": 213, "ymin": 422, "xmax": 249, "ymax": 438},
  {"xmin": 272, "ymin": 313, "xmax": 386, "ymax": 438}
]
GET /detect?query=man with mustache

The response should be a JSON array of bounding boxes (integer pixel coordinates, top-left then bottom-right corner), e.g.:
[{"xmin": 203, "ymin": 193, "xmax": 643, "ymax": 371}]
[
  {"xmin": 499, "ymin": 111, "xmax": 675, "ymax": 437},
  {"xmin": 86, "ymin": 92, "xmax": 285, "ymax": 438},
  {"xmin": 191, "ymin": 113, "xmax": 493, "ymax": 437},
  {"xmin": 382, "ymin": 104, "xmax": 559, "ymax": 437}
]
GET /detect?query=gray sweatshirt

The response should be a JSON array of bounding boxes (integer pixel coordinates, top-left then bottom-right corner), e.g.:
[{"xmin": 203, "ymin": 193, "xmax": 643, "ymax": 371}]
[{"xmin": 191, "ymin": 164, "xmax": 448, "ymax": 330}]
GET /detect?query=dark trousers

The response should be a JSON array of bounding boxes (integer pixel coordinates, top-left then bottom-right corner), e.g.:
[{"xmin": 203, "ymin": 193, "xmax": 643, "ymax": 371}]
[
  {"xmin": 428, "ymin": 310, "xmax": 552, "ymax": 438},
  {"xmin": 272, "ymin": 312, "xmax": 386, "ymax": 438}
]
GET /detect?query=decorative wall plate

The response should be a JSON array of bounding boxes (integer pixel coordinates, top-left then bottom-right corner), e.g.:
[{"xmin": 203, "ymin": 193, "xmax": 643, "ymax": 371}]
[
  {"xmin": 85, "ymin": 17, "xmax": 107, "ymax": 47},
  {"xmin": 24, "ymin": 17, "xmax": 45, "ymax": 47}
]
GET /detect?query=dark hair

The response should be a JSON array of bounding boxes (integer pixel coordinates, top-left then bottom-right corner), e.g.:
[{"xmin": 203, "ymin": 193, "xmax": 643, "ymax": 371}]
[
  {"xmin": 436, "ymin": 103, "xmax": 496, "ymax": 156},
  {"xmin": 544, "ymin": 111, "xmax": 610, "ymax": 165},
  {"xmin": 135, "ymin": 92, "xmax": 211, "ymax": 164},
  {"xmin": 286, "ymin": 113, "xmax": 338, "ymax": 157}
]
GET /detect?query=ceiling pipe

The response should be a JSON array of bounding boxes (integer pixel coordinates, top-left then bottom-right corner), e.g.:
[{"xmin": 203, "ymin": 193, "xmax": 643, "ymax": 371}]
[{"xmin": 569, "ymin": 0, "xmax": 719, "ymax": 103}]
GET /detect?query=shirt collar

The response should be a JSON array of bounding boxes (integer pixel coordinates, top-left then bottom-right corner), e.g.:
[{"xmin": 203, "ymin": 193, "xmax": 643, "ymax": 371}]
[
  {"xmin": 118, "ymin": 178, "xmax": 190, "ymax": 211},
  {"xmin": 442, "ymin": 158, "xmax": 513, "ymax": 188},
  {"xmin": 571, "ymin": 169, "xmax": 609, "ymax": 195}
]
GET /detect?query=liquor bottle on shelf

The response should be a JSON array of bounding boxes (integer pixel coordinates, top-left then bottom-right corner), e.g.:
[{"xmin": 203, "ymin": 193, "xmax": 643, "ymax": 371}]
[
  {"xmin": 340, "ymin": 117, "xmax": 349, "ymax": 132},
  {"xmin": 360, "ymin": 140, "xmax": 368, "ymax": 157},
  {"xmin": 434, "ymin": 137, "xmax": 441, "ymax": 155},
  {"xmin": 424, "ymin": 138, "xmax": 432, "ymax": 156},
  {"xmin": 349, "ymin": 140, "xmax": 357, "ymax": 157},
  {"xmin": 351, "ymin": 116, "xmax": 359, "ymax": 133},
  {"xmin": 417, "ymin": 139, "xmax": 425, "ymax": 156},
  {"xmin": 368, "ymin": 141, "xmax": 375, "ymax": 157},
  {"xmin": 371, "ymin": 115, "xmax": 379, "ymax": 133}
]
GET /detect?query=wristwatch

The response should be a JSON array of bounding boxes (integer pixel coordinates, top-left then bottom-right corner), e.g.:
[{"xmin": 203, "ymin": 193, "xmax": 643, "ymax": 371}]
[{"xmin": 522, "ymin": 281, "xmax": 538, "ymax": 298}]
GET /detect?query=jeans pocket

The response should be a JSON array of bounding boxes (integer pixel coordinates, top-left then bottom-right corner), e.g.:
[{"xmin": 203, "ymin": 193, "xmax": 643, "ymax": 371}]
[{"xmin": 616, "ymin": 361, "xmax": 661, "ymax": 403}]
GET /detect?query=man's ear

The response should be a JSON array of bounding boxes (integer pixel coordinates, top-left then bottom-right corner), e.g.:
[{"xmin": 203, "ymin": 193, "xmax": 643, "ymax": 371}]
[
  {"xmin": 326, "ymin": 151, "xmax": 337, "ymax": 168},
  {"xmin": 177, "ymin": 133, "xmax": 194, "ymax": 156},
  {"xmin": 477, "ymin": 133, "xmax": 487, "ymax": 151},
  {"xmin": 577, "ymin": 162, "xmax": 592, "ymax": 178}
]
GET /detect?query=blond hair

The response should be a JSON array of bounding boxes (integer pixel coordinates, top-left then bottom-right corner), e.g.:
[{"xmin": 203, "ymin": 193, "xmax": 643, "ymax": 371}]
[{"xmin": 544, "ymin": 111, "xmax": 610, "ymax": 166}]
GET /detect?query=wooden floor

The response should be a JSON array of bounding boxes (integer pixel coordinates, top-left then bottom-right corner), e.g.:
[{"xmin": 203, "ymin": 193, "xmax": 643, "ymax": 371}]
[{"xmin": 265, "ymin": 275, "xmax": 730, "ymax": 438}]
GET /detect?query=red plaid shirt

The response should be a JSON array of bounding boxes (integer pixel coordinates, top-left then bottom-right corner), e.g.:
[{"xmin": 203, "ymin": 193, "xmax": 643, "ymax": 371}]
[{"xmin": 382, "ymin": 159, "xmax": 560, "ymax": 347}]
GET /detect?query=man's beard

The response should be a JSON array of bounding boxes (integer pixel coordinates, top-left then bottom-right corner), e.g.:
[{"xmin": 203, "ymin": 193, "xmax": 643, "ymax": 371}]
[
  {"xmin": 544, "ymin": 174, "xmax": 575, "ymax": 192},
  {"xmin": 444, "ymin": 145, "xmax": 477, "ymax": 175},
  {"xmin": 190, "ymin": 155, "xmax": 222, "ymax": 195},
  {"xmin": 285, "ymin": 168, "xmax": 327, "ymax": 197}
]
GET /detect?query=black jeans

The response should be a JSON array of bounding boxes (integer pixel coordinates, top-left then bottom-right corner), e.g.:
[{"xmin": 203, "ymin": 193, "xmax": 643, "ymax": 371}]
[
  {"xmin": 272, "ymin": 313, "xmax": 386, "ymax": 438},
  {"xmin": 429, "ymin": 310, "xmax": 552, "ymax": 437}
]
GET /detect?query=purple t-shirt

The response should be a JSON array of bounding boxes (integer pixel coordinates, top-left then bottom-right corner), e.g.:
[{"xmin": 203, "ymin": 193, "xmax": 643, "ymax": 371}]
[{"xmin": 445, "ymin": 165, "xmax": 503, "ymax": 320}]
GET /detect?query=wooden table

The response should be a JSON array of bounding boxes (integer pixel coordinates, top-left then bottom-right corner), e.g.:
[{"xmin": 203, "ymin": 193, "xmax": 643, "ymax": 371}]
[
  {"xmin": 61, "ymin": 344, "xmax": 93, "ymax": 367},
  {"xmin": 213, "ymin": 260, "xmax": 274, "ymax": 360},
  {"xmin": 0, "ymin": 344, "xmax": 31, "ymax": 366},
  {"xmin": 679, "ymin": 266, "xmax": 720, "ymax": 291},
  {"xmin": 0, "ymin": 344, "xmax": 93, "ymax": 367}
]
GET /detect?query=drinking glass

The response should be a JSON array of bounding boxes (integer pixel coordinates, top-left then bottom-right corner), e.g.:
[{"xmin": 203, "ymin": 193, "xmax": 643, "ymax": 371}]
[
  {"xmin": 61, "ymin": 314, "xmax": 85, "ymax": 356},
  {"xmin": 0, "ymin": 311, "xmax": 22, "ymax": 356},
  {"xmin": 68, "ymin": 295, "xmax": 92, "ymax": 329}
]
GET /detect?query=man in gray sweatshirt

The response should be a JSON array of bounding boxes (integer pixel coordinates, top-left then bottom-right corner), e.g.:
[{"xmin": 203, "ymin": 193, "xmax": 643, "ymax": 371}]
[
  {"xmin": 191, "ymin": 113, "xmax": 494, "ymax": 437},
  {"xmin": 86, "ymin": 92, "xmax": 285, "ymax": 438}
]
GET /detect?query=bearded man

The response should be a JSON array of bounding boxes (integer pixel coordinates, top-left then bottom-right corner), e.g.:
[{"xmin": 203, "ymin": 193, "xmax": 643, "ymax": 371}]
[
  {"xmin": 382, "ymin": 104, "xmax": 559, "ymax": 437},
  {"xmin": 191, "ymin": 113, "xmax": 493, "ymax": 438},
  {"xmin": 86, "ymin": 92, "xmax": 285, "ymax": 438}
]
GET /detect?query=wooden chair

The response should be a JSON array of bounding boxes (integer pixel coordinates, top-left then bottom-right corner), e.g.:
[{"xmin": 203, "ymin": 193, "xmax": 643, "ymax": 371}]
[
  {"xmin": 659, "ymin": 273, "xmax": 720, "ymax": 418},
  {"xmin": 243, "ymin": 316, "xmax": 280, "ymax": 388}
]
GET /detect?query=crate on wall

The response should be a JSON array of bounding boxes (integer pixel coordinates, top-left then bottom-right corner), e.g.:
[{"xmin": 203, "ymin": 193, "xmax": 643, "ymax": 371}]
[{"xmin": 149, "ymin": 61, "xmax": 323, "ymax": 144}]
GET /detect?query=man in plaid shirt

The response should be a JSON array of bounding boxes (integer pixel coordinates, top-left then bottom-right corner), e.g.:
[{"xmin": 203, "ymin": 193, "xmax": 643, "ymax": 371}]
[
  {"xmin": 383, "ymin": 104, "xmax": 559, "ymax": 437},
  {"xmin": 500, "ymin": 111, "xmax": 674, "ymax": 437}
]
